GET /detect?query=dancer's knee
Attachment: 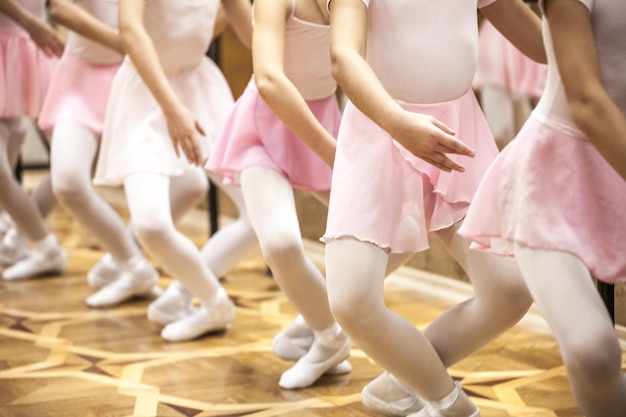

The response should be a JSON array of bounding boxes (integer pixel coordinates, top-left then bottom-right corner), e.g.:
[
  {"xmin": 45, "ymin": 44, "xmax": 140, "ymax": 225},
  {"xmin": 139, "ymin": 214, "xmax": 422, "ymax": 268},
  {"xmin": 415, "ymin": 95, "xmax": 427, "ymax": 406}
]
[
  {"xmin": 562, "ymin": 328, "xmax": 622, "ymax": 388},
  {"xmin": 258, "ymin": 231, "xmax": 303, "ymax": 270},
  {"xmin": 132, "ymin": 217, "xmax": 174, "ymax": 251},
  {"xmin": 328, "ymin": 278, "xmax": 381, "ymax": 335},
  {"xmin": 52, "ymin": 172, "xmax": 90, "ymax": 209}
]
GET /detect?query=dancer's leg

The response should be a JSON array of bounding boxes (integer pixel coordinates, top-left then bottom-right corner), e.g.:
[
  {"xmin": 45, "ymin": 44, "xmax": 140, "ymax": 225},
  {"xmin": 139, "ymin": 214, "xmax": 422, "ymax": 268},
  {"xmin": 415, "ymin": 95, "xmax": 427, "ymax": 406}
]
[
  {"xmin": 514, "ymin": 244, "xmax": 626, "ymax": 417},
  {"xmin": 51, "ymin": 122, "xmax": 141, "ymax": 262},
  {"xmin": 241, "ymin": 166, "xmax": 349, "ymax": 389},
  {"xmin": 327, "ymin": 238, "xmax": 478, "ymax": 415}
]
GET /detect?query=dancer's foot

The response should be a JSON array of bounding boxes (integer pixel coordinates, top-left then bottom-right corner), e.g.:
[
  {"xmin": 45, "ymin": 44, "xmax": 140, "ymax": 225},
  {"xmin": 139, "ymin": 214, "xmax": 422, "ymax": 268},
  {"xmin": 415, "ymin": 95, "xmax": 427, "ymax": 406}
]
[
  {"xmin": 273, "ymin": 315, "xmax": 352, "ymax": 375},
  {"xmin": 408, "ymin": 382, "xmax": 480, "ymax": 417},
  {"xmin": 160, "ymin": 288, "xmax": 234, "ymax": 342},
  {"xmin": 0, "ymin": 212, "xmax": 13, "ymax": 239},
  {"xmin": 279, "ymin": 323, "xmax": 351, "ymax": 389},
  {"xmin": 2, "ymin": 242, "xmax": 66, "ymax": 280},
  {"xmin": 147, "ymin": 281, "xmax": 194, "ymax": 326},
  {"xmin": 0, "ymin": 227, "xmax": 29, "ymax": 267},
  {"xmin": 273, "ymin": 314, "xmax": 314, "ymax": 361},
  {"xmin": 87, "ymin": 253, "xmax": 122, "ymax": 289},
  {"xmin": 362, "ymin": 371, "xmax": 425, "ymax": 416},
  {"xmin": 86, "ymin": 259, "xmax": 159, "ymax": 307}
]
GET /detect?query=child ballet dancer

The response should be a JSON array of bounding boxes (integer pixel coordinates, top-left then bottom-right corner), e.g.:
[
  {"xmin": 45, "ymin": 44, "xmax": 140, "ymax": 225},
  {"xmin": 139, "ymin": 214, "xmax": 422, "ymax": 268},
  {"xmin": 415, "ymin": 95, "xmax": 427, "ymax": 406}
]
[
  {"xmin": 473, "ymin": 0, "xmax": 547, "ymax": 148},
  {"xmin": 206, "ymin": 0, "xmax": 351, "ymax": 389},
  {"xmin": 93, "ymin": 0, "xmax": 253, "ymax": 341},
  {"xmin": 459, "ymin": 0, "xmax": 626, "ymax": 415},
  {"xmin": 36, "ymin": 0, "xmax": 163, "ymax": 307},
  {"xmin": 0, "ymin": 0, "xmax": 67, "ymax": 280},
  {"xmin": 324, "ymin": 0, "xmax": 545, "ymax": 415}
]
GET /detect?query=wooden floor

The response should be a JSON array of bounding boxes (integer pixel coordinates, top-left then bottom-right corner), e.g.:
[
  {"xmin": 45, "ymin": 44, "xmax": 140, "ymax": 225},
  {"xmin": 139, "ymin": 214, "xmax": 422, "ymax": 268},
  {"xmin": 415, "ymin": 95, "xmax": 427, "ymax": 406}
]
[{"xmin": 1, "ymin": 174, "xmax": 625, "ymax": 417}]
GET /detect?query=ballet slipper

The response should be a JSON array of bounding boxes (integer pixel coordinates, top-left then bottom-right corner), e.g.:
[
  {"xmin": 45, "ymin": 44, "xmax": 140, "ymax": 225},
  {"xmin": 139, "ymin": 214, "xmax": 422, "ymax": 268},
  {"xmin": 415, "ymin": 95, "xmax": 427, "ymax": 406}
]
[
  {"xmin": 362, "ymin": 371, "xmax": 425, "ymax": 416},
  {"xmin": 2, "ymin": 244, "xmax": 66, "ymax": 280},
  {"xmin": 147, "ymin": 281, "xmax": 194, "ymax": 326},
  {"xmin": 278, "ymin": 324, "xmax": 351, "ymax": 389},
  {"xmin": 160, "ymin": 288, "xmax": 234, "ymax": 342},
  {"xmin": 408, "ymin": 382, "xmax": 480, "ymax": 417},
  {"xmin": 86, "ymin": 260, "xmax": 159, "ymax": 307},
  {"xmin": 273, "ymin": 315, "xmax": 353, "ymax": 375},
  {"xmin": 86, "ymin": 253, "xmax": 122, "ymax": 289},
  {"xmin": 0, "ymin": 227, "xmax": 29, "ymax": 267}
]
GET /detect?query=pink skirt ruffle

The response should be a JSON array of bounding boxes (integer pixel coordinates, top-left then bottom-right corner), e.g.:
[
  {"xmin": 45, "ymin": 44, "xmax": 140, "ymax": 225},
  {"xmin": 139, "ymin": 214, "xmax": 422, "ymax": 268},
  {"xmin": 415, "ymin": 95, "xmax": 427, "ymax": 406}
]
[
  {"xmin": 0, "ymin": 31, "xmax": 56, "ymax": 118},
  {"xmin": 94, "ymin": 57, "xmax": 233, "ymax": 186},
  {"xmin": 473, "ymin": 20, "xmax": 547, "ymax": 99},
  {"xmin": 38, "ymin": 53, "xmax": 120, "ymax": 135},
  {"xmin": 323, "ymin": 89, "xmax": 498, "ymax": 253},
  {"xmin": 206, "ymin": 81, "xmax": 339, "ymax": 191},
  {"xmin": 458, "ymin": 113, "xmax": 626, "ymax": 283}
]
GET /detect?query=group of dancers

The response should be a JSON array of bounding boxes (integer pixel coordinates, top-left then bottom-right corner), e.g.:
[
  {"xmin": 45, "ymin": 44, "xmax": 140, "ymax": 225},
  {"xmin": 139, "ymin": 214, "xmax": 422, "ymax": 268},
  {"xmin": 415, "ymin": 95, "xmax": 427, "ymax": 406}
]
[{"xmin": 0, "ymin": 0, "xmax": 624, "ymax": 416}]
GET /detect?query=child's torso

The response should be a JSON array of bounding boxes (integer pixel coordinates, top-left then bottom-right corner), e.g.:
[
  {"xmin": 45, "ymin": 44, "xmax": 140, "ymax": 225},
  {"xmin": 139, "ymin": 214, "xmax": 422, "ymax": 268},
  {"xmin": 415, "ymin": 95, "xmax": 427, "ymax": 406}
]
[
  {"xmin": 282, "ymin": 0, "xmax": 336, "ymax": 100},
  {"xmin": 144, "ymin": 0, "xmax": 218, "ymax": 74},
  {"xmin": 363, "ymin": 0, "xmax": 486, "ymax": 104},
  {"xmin": 65, "ymin": 0, "xmax": 122, "ymax": 65}
]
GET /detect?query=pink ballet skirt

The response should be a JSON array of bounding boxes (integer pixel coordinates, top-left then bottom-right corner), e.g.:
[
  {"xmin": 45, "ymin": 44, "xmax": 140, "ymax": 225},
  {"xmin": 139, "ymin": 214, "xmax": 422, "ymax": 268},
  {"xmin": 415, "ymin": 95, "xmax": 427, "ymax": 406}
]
[
  {"xmin": 206, "ymin": 81, "xmax": 340, "ymax": 191},
  {"xmin": 473, "ymin": 20, "xmax": 547, "ymax": 99},
  {"xmin": 459, "ymin": 112, "xmax": 626, "ymax": 283},
  {"xmin": 0, "ymin": 31, "xmax": 56, "ymax": 118},
  {"xmin": 38, "ymin": 53, "xmax": 120, "ymax": 135},
  {"xmin": 323, "ymin": 89, "xmax": 498, "ymax": 253},
  {"xmin": 94, "ymin": 57, "xmax": 234, "ymax": 186}
]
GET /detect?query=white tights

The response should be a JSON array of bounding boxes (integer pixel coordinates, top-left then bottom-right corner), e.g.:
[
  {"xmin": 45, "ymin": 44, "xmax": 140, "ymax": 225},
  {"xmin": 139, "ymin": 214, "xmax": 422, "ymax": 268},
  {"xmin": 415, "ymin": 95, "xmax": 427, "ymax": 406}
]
[
  {"xmin": 201, "ymin": 171, "xmax": 258, "ymax": 278},
  {"xmin": 514, "ymin": 244, "xmax": 626, "ymax": 417},
  {"xmin": 124, "ymin": 170, "xmax": 222, "ymax": 303},
  {"xmin": 240, "ymin": 166, "xmax": 335, "ymax": 331},
  {"xmin": 326, "ymin": 221, "xmax": 533, "ymax": 402},
  {"xmin": 0, "ymin": 118, "xmax": 56, "ymax": 241},
  {"xmin": 50, "ymin": 122, "xmax": 141, "ymax": 263}
]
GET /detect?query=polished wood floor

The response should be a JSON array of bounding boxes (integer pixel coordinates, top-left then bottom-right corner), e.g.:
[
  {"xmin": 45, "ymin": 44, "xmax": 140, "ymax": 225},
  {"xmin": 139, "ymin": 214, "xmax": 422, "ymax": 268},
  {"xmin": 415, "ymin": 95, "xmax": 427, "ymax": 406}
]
[{"xmin": 0, "ymin": 173, "xmax": 624, "ymax": 417}]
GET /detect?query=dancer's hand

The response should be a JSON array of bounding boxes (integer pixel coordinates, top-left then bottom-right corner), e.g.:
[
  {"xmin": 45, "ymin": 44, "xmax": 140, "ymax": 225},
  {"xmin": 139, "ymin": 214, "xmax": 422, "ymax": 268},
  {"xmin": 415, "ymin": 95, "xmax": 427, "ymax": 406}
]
[
  {"xmin": 24, "ymin": 18, "xmax": 64, "ymax": 57},
  {"xmin": 390, "ymin": 111, "xmax": 475, "ymax": 173},
  {"xmin": 165, "ymin": 104, "xmax": 205, "ymax": 166}
]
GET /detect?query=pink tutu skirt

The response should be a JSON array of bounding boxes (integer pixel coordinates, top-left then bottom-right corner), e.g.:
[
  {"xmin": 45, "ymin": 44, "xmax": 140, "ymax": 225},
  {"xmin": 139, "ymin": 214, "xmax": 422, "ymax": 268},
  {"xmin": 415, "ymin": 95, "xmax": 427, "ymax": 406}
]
[
  {"xmin": 323, "ymin": 89, "xmax": 498, "ymax": 253},
  {"xmin": 206, "ymin": 81, "xmax": 339, "ymax": 191},
  {"xmin": 459, "ymin": 112, "xmax": 626, "ymax": 283},
  {"xmin": 94, "ymin": 57, "xmax": 233, "ymax": 186},
  {"xmin": 38, "ymin": 53, "xmax": 120, "ymax": 135},
  {"xmin": 473, "ymin": 20, "xmax": 547, "ymax": 99},
  {"xmin": 0, "ymin": 31, "xmax": 56, "ymax": 118}
]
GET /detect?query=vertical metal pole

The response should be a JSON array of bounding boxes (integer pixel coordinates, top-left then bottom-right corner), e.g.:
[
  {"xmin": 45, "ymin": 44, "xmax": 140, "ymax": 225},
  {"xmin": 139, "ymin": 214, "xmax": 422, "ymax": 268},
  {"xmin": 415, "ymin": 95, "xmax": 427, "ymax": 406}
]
[
  {"xmin": 598, "ymin": 281, "xmax": 615, "ymax": 324},
  {"xmin": 207, "ymin": 35, "xmax": 221, "ymax": 236}
]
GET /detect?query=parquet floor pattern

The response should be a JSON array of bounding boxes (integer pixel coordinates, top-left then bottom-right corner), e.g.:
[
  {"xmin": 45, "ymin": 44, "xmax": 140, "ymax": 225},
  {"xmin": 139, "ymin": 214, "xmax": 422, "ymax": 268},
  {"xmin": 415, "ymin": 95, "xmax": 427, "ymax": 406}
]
[{"xmin": 0, "ymin": 179, "xmax": 624, "ymax": 417}]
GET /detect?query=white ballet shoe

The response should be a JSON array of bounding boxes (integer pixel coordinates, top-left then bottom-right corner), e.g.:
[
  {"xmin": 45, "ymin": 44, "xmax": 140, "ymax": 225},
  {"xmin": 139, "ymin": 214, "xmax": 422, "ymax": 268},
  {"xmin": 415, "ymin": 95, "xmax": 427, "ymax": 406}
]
[
  {"xmin": 278, "ymin": 325, "xmax": 351, "ymax": 389},
  {"xmin": 147, "ymin": 281, "xmax": 194, "ymax": 326},
  {"xmin": 407, "ymin": 382, "xmax": 480, "ymax": 417},
  {"xmin": 362, "ymin": 372, "xmax": 425, "ymax": 416},
  {"xmin": 86, "ymin": 260, "xmax": 159, "ymax": 307},
  {"xmin": 0, "ymin": 212, "xmax": 13, "ymax": 239},
  {"xmin": 2, "ymin": 245, "xmax": 66, "ymax": 280},
  {"xmin": 273, "ymin": 315, "xmax": 352, "ymax": 375},
  {"xmin": 87, "ymin": 253, "xmax": 122, "ymax": 289},
  {"xmin": 0, "ymin": 227, "xmax": 29, "ymax": 267},
  {"xmin": 160, "ymin": 289, "xmax": 234, "ymax": 342},
  {"xmin": 272, "ymin": 315, "xmax": 315, "ymax": 361}
]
